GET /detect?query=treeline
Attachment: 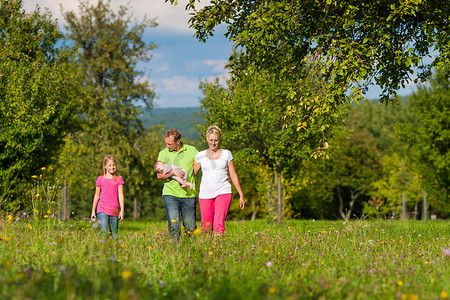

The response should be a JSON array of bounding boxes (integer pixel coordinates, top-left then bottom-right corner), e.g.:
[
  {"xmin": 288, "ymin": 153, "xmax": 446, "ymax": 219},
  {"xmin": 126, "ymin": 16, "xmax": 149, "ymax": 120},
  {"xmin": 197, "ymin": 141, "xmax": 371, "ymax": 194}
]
[
  {"xmin": 198, "ymin": 68, "xmax": 449, "ymax": 222},
  {"xmin": 1, "ymin": 0, "xmax": 165, "ymax": 220},
  {"xmin": 1, "ymin": 0, "xmax": 448, "ymax": 222}
]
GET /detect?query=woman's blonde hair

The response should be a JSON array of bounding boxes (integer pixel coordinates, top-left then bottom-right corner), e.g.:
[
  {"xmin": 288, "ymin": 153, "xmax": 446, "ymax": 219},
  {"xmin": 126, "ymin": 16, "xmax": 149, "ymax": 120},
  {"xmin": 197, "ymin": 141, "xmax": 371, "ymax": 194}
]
[
  {"xmin": 206, "ymin": 125, "xmax": 222, "ymax": 140},
  {"xmin": 102, "ymin": 155, "xmax": 118, "ymax": 183}
]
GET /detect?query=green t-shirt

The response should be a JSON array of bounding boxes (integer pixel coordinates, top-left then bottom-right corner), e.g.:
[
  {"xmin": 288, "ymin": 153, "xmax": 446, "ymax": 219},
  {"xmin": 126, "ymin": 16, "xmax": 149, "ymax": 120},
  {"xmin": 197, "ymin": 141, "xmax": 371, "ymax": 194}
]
[{"xmin": 157, "ymin": 144, "xmax": 198, "ymax": 198}]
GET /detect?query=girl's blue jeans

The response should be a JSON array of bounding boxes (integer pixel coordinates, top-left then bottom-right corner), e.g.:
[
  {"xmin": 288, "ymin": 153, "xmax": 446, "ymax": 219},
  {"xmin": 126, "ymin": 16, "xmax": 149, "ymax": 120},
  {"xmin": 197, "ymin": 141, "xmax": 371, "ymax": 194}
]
[{"xmin": 97, "ymin": 212, "xmax": 119, "ymax": 236}]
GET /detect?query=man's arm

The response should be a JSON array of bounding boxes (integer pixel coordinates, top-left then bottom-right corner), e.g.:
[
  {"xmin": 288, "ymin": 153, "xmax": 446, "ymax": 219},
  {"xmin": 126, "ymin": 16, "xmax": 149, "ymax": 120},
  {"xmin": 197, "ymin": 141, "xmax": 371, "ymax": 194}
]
[{"xmin": 157, "ymin": 170, "xmax": 174, "ymax": 180}]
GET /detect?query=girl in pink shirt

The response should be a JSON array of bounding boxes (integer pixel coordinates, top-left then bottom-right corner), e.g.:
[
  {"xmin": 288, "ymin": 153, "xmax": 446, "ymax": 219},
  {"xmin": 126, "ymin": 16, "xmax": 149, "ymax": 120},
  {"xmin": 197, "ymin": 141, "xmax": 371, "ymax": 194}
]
[{"xmin": 91, "ymin": 155, "xmax": 125, "ymax": 236}]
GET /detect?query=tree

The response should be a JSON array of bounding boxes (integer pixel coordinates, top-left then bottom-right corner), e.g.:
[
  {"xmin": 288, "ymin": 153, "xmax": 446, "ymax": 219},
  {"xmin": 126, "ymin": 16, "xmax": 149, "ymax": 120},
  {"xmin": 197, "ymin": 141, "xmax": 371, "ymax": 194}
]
[
  {"xmin": 0, "ymin": 0, "xmax": 80, "ymax": 210},
  {"xmin": 347, "ymin": 99, "xmax": 416, "ymax": 152},
  {"xmin": 199, "ymin": 62, "xmax": 346, "ymax": 223},
  {"xmin": 398, "ymin": 68, "xmax": 450, "ymax": 214},
  {"xmin": 60, "ymin": 0, "xmax": 159, "ymax": 216},
  {"xmin": 168, "ymin": 0, "xmax": 448, "ymax": 104},
  {"xmin": 370, "ymin": 153, "xmax": 423, "ymax": 219}
]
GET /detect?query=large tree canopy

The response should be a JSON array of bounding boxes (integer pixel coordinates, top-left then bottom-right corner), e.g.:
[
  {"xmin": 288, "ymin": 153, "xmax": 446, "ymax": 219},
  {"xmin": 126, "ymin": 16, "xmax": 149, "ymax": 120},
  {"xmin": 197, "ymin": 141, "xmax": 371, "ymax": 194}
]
[
  {"xmin": 59, "ymin": 0, "xmax": 159, "ymax": 215},
  {"xmin": 168, "ymin": 0, "xmax": 449, "ymax": 103},
  {"xmin": 0, "ymin": 0, "xmax": 80, "ymax": 208}
]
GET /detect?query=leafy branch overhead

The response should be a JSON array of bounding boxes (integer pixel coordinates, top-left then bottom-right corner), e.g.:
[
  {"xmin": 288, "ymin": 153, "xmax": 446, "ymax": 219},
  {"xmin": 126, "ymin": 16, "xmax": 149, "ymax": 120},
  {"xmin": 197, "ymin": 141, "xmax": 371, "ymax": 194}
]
[{"xmin": 167, "ymin": 0, "xmax": 449, "ymax": 103}]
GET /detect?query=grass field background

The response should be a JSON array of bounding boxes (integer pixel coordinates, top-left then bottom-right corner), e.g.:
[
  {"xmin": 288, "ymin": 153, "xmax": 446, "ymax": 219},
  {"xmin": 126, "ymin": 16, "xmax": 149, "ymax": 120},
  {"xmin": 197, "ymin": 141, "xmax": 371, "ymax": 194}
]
[{"xmin": 1, "ymin": 216, "xmax": 449, "ymax": 299}]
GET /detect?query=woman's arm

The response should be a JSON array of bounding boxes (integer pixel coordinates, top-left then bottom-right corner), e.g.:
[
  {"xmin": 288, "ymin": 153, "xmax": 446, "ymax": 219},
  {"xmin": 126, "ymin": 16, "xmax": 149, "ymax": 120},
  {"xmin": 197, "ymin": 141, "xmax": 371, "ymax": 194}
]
[
  {"xmin": 228, "ymin": 160, "xmax": 245, "ymax": 209},
  {"xmin": 193, "ymin": 160, "xmax": 201, "ymax": 177},
  {"xmin": 91, "ymin": 186, "xmax": 101, "ymax": 220},
  {"xmin": 118, "ymin": 184, "xmax": 124, "ymax": 221}
]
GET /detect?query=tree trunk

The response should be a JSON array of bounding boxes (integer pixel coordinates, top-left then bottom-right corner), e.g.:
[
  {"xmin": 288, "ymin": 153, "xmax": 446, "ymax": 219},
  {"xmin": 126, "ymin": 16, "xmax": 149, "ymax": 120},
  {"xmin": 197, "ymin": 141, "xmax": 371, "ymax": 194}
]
[
  {"xmin": 401, "ymin": 191, "xmax": 408, "ymax": 220},
  {"xmin": 275, "ymin": 160, "xmax": 283, "ymax": 224},
  {"xmin": 422, "ymin": 190, "xmax": 428, "ymax": 221},
  {"xmin": 414, "ymin": 200, "xmax": 418, "ymax": 220},
  {"xmin": 133, "ymin": 196, "xmax": 140, "ymax": 220},
  {"xmin": 60, "ymin": 177, "xmax": 69, "ymax": 221},
  {"xmin": 251, "ymin": 201, "xmax": 257, "ymax": 221},
  {"xmin": 338, "ymin": 187, "xmax": 358, "ymax": 221},
  {"xmin": 267, "ymin": 173, "xmax": 274, "ymax": 223},
  {"xmin": 337, "ymin": 186, "xmax": 346, "ymax": 220},
  {"xmin": 348, "ymin": 190, "xmax": 359, "ymax": 219}
]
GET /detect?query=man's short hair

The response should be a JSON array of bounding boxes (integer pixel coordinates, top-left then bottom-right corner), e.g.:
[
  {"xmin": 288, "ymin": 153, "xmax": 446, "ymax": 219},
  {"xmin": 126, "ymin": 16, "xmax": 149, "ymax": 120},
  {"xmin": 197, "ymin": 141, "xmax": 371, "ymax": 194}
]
[{"xmin": 165, "ymin": 129, "xmax": 181, "ymax": 141}]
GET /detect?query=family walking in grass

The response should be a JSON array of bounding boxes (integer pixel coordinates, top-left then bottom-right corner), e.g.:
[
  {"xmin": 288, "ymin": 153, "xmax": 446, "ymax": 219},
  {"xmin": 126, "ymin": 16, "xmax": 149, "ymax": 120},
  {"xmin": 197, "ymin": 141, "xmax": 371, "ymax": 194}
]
[
  {"xmin": 157, "ymin": 126, "xmax": 245, "ymax": 240},
  {"xmin": 90, "ymin": 126, "xmax": 244, "ymax": 237}
]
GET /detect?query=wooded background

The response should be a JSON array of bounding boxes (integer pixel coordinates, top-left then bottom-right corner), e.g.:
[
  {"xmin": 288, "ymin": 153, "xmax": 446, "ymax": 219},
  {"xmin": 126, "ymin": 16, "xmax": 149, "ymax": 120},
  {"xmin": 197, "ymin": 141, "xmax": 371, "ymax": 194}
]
[{"xmin": 1, "ymin": 0, "xmax": 448, "ymax": 222}]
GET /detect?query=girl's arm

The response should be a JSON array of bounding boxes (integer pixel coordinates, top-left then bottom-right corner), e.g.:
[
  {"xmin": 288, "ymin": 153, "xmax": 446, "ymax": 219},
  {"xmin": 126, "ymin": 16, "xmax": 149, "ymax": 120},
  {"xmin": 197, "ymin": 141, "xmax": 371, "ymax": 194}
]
[
  {"xmin": 91, "ymin": 186, "xmax": 101, "ymax": 221},
  {"xmin": 228, "ymin": 159, "xmax": 245, "ymax": 209},
  {"xmin": 193, "ymin": 160, "xmax": 201, "ymax": 176},
  {"xmin": 118, "ymin": 184, "xmax": 124, "ymax": 221}
]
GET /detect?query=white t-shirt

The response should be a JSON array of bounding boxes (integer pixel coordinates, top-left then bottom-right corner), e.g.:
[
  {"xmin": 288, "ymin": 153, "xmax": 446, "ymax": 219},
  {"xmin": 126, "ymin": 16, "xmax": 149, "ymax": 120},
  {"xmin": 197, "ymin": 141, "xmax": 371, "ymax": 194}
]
[{"xmin": 195, "ymin": 149, "xmax": 233, "ymax": 199}]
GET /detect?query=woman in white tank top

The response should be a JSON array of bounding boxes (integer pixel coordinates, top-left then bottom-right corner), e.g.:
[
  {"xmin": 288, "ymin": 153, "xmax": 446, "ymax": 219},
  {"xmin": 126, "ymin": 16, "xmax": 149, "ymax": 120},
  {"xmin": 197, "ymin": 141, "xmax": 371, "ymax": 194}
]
[{"xmin": 194, "ymin": 125, "xmax": 245, "ymax": 233}]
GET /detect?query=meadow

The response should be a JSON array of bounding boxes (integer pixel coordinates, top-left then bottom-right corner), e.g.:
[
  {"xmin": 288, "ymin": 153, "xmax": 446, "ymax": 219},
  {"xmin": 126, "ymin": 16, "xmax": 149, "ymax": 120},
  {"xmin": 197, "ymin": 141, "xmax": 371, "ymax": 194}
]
[{"xmin": 1, "ymin": 215, "xmax": 449, "ymax": 300}]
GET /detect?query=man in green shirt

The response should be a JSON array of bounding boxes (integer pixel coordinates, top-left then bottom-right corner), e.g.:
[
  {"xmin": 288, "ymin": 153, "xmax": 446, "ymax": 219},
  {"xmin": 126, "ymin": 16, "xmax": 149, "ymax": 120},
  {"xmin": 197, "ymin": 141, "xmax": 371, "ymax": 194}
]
[{"xmin": 157, "ymin": 129, "xmax": 198, "ymax": 240}]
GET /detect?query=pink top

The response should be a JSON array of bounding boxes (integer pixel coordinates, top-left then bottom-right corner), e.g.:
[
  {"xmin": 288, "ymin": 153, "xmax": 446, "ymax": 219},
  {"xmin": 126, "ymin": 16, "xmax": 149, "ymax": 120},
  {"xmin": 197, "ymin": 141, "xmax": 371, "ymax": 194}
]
[{"xmin": 96, "ymin": 175, "xmax": 124, "ymax": 217}]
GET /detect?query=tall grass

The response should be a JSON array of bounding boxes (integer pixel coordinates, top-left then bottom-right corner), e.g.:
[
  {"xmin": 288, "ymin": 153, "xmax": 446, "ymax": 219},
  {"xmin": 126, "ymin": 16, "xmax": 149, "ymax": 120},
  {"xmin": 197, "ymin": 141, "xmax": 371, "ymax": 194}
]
[{"xmin": 1, "ymin": 215, "xmax": 449, "ymax": 299}]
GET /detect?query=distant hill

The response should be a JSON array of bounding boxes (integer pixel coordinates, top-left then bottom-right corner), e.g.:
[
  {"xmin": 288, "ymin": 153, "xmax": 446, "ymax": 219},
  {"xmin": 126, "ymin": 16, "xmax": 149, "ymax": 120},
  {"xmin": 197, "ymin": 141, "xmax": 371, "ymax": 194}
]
[{"xmin": 139, "ymin": 107, "xmax": 204, "ymax": 140}]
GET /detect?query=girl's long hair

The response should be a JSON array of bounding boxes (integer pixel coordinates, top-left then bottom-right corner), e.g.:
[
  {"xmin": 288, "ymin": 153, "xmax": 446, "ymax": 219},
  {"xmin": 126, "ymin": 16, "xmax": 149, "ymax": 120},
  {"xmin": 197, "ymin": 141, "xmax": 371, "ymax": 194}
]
[{"xmin": 102, "ymin": 155, "xmax": 118, "ymax": 184}]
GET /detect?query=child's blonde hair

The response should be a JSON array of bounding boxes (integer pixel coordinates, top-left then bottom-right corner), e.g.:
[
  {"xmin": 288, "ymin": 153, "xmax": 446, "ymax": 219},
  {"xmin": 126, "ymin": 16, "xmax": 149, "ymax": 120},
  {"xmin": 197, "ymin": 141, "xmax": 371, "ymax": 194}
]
[
  {"xmin": 206, "ymin": 125, "xmax": 222, "ymax": 140},
  {"xmin": 102, "ymin": 155, "xmax": 118, "ymax": 183}
]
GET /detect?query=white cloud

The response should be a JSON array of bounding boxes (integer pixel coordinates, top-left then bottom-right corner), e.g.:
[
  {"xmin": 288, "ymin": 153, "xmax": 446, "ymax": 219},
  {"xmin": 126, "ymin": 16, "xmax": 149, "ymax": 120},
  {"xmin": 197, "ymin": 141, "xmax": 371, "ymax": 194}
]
[
  {"xmin": 204, "ymin": 73, "xmax": 230, "ymax": 86},
  {"xmin": 203, "ymin": 59, "xmax": 227, "ymax": 72},
  {"xmin": 160, "ymin": 76, "xmax": 199, "ymax": 94},
  {"xmin": 157, "ymin": 63, "xmax": 170, "ymax": 73},
  {"xmin": 22, "ymin": 0, "xmax": 205, "ymax": 32}
]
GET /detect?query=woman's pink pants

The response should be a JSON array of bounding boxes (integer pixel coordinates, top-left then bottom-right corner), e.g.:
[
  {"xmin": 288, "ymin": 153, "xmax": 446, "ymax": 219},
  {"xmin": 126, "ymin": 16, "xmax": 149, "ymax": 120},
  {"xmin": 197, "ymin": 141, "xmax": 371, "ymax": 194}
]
[{"xmin": 199, "ymin": 193, "xmax": 232, "ymax": 233}]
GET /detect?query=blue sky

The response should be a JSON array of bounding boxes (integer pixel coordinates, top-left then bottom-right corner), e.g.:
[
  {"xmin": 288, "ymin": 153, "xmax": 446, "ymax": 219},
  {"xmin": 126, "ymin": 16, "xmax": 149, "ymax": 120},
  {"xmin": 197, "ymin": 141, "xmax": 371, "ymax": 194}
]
[
  {"xmin": 23, "ymin": 0, "xmax": 417, "ymax": 108},
  {"xmin": 23, "ymin": 0, "xmax": 232, "ymax": 108}
]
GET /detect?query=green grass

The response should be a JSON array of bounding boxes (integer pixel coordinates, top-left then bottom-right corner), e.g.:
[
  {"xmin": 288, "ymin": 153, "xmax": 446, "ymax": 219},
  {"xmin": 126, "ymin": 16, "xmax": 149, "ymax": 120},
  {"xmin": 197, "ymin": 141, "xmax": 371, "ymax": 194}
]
[{"xmin": 1, "ymin": 216, "xmax": 449, "ymax": 300}]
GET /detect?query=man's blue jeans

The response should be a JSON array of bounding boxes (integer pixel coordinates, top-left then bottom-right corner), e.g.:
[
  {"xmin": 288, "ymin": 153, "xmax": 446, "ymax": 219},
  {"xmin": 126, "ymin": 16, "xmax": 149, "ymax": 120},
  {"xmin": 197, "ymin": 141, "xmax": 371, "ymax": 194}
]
[
  {"xmin": 97, "ymin": 212, "xmax": 119, "ymax": 236},
  {"xmin": 163, "ymin": 195, "xmax": 196, "ymax": 240}
]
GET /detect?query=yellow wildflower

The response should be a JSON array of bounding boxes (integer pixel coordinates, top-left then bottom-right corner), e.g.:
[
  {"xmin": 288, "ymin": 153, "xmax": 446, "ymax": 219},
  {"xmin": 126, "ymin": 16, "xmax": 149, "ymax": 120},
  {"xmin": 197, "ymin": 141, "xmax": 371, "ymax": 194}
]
[
  {"xmin": 441, "ymin": 291, "xmax": 448, "ymax": 299},
  {"xmin": 269, "ymin": 287, "xmax": 276, "ymax": 294},
  {"xmin": 121, "ymin": 270, "xmax": 132, "ymax": 280}
]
